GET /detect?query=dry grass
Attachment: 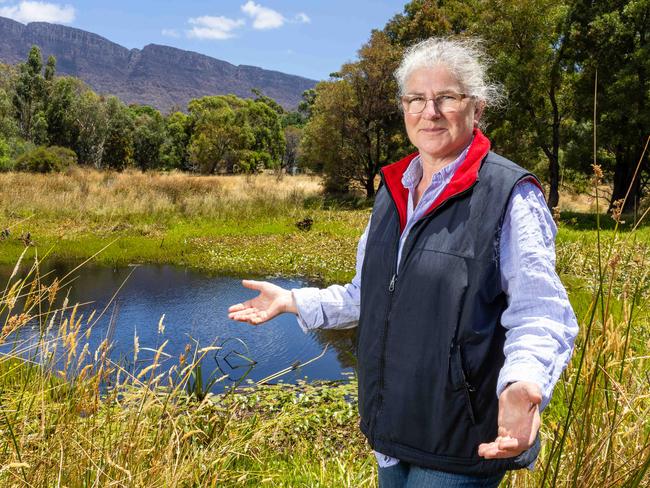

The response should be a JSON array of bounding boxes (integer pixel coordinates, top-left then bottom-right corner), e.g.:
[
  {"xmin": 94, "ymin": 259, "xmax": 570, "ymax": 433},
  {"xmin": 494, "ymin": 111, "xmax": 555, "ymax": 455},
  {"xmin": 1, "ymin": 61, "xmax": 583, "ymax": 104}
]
[{"xmin": 0, "ymin": 169, "xmax": 323, "ymax": 218}]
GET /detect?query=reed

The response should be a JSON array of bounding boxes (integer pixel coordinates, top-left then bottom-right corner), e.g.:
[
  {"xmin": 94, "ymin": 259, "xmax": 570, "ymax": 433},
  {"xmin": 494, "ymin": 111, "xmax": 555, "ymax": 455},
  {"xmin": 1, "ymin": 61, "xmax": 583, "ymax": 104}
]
[
  {"xmin": 0, "ymin": 258, "xmax": 373, "ymax": 486},
  {"xmin": 0, "ymin": 165, "xmax": 649, "ymax": 486}
]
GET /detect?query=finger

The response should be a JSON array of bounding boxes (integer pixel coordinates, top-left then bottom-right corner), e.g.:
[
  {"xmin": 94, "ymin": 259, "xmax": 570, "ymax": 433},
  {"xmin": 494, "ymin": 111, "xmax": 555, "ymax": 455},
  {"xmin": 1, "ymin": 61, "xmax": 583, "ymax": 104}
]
[
  {"xmin": 478, "ymin": 441, "xmax": 524, "ymax": 459},
  {"xmin": 228, "ymin": 302, "xmax": 251, "ymax": 313},
  {"xmin": 229, "ymin": 309, "xmax": 260, "ymax": 322},
  {"xmin": 231, "ymin": 309, "xmax": 270, "ymax": 325},
  {"xmin": 481, "ymin": 448, "xmax": 524, "ymax": 459},
  {"xmin": 497, "ymin": 436, "xmax": 519, "ymax": 450},
  {"xmin": 478, "ymin": 442, "xmax": 495, "ymax": 457},
  {"xmin": 242, "ymin": 279, "xmax": 265, "ymax": 291}
]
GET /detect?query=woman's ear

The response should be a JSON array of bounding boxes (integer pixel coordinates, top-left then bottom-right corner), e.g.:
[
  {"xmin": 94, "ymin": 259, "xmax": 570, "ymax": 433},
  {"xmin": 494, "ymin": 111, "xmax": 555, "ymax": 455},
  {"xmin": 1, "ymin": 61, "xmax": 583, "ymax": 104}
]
[{"xmin": 473, "ymin": 100, "xmax": 486, "ymax": 127}]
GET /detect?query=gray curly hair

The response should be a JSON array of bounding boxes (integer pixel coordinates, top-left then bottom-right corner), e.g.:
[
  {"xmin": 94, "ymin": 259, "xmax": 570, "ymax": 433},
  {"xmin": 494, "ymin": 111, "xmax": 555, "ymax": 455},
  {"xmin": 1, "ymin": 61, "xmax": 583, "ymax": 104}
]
[{"xmin": 394, "ymin": 37, "xmax": 504, "ymax": 109}]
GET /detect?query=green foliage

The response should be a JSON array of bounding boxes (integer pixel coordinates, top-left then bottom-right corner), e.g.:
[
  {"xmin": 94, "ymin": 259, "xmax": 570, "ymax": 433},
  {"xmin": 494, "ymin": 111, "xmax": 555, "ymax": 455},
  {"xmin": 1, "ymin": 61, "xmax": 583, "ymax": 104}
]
[
  {"xmin": 188, "ymin": 95, "xmax": 284, "ymax": 174},
  {"xmin": 13, "ymin": 46, "xmax": 47, "ymax": 141},
  {"xmin": 282, "ymin": 125, "xmax": 302, "ymax": 172},
  {"xmin": 102, "ymin": 96, "xmax": 134, "ymax": 170},
  {"xmin": 44, "ymin": 55, "xmax": 56, "ymax": 82},
  {"xmin": 569, "ymin": 0, "xmax": 650, "ymax": 211},
  {"xmin": 14, "ymin": 145, "xmax": 77, "ymax": 172},
  {"xmin": 301, "ymin": 31, "xmax": 404, "ymax": 196},
  {"xmin": 72, "ymin": 90, "xmax": 108, "ymax": 166},
  {"xmin": 0, "ymin": 136, "xmax": 12, "ymax": 171},
  {"xmin": 130, "ymin": 105, "xmax": 166, "ymax": 171},
  {"xmin": 46, "ymin": 76, "xmax": 85, "ymax": 149},
  {"xmin": 160, "ymin": 111, "xmax": 190, "ymax": 170}
]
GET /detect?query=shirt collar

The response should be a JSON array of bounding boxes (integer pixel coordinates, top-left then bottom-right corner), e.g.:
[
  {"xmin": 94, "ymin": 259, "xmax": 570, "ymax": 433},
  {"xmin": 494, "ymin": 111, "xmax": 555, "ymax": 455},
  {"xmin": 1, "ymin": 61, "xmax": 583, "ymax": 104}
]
[{"xmin": 401, "ymin": 143, "xmax": 472, "ymax": 191}]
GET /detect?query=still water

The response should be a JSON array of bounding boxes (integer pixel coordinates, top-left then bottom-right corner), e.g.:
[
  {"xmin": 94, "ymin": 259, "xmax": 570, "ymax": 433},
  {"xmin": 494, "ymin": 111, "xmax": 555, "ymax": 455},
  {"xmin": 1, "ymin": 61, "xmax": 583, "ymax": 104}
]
[{"xmin": 0, "ymin": 263, "xmax": 357, "ymax": 392}]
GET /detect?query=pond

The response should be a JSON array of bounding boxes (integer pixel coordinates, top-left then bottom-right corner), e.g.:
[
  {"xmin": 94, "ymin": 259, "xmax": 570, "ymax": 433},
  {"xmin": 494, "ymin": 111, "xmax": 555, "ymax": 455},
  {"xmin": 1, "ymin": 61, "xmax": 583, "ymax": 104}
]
[{"xmin": 0, "ymin": 262, "xmax": 357, "ymax": 393}]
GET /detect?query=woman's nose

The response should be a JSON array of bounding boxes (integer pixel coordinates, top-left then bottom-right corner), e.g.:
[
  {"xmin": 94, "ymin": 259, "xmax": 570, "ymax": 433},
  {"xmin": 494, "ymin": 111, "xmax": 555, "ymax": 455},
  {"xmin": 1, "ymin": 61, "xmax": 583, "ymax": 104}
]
[{"xmin": 421, "ymin": 99, "xmax": 441, "ymax": 119}]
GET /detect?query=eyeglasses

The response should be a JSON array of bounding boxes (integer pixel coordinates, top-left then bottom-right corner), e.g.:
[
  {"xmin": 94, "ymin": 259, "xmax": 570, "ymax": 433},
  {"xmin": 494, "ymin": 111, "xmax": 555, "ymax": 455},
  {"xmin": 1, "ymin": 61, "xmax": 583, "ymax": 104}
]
[{"xmin": 401, "ymin": 92, "xmax": 472, "ymax": 114}]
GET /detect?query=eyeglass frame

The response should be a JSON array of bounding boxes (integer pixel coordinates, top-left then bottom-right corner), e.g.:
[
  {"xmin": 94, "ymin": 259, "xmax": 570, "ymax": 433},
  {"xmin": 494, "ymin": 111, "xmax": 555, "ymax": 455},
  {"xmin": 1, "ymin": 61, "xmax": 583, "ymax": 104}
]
[{"xmin": 400, "ymin": 91, "xmax": 475, "ymax": 115}]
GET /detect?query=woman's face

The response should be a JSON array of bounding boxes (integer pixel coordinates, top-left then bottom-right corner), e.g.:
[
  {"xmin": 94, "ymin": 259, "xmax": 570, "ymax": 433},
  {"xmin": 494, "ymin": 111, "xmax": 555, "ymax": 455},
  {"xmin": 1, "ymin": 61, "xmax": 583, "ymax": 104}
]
[{"xmin": 402, "ymin": 65, "xmax": 484, "ymax": 166}]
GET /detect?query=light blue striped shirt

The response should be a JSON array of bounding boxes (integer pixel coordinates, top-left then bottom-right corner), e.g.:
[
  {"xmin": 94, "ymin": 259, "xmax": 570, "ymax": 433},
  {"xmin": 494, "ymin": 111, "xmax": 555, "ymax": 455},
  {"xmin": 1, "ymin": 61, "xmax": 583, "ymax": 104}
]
[{"xmin": 292, "ymin": 149, "xmax": 578, "ymax": 467}]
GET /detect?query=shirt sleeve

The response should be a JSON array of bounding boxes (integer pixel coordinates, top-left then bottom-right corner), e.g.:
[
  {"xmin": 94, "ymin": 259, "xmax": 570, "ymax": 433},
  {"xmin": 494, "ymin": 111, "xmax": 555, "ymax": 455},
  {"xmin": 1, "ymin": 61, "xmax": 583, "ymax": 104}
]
[
  {"xmin": 497, "ymin": 179, "xmax": 579, "ymax": 410},
  {"xmin": 291, "ymin": 218, "xmax": 370, "ymax": 333}
]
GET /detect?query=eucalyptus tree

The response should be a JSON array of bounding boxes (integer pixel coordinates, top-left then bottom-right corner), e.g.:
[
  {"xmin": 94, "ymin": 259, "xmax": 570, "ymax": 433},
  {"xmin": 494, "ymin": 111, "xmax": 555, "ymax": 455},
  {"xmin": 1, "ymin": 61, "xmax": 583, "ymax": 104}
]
[
  {"xmin": 160, "ymin": 111, "xmax": 191, "ymax": 171},
  {"xmin": 188, "ymin": 95, "xmax": 253, "ymax": 174},
  {"xmin": 130, "ymin": 105, "xmax": 166, "ymax": 171},
  {"xmin": 570, "ymin": 0, "xmax": 650, "ymax": 212},
  {"xmin": 301, "ymin": 30, "xmax": 403, "ymax": 197},
  {"xmin": 102, "ymin": 96, "xmax": 134, "ymax": 170},
  {"xmin": 13, "ymin": 46, "xmax": 47, "ymax": 143}
]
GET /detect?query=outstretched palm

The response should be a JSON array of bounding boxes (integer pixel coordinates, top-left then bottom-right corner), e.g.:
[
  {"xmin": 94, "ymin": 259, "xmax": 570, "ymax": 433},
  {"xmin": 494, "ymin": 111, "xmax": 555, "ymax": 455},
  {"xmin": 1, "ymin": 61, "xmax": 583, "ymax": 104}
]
[
  {"xmin": 228, "ymin": 280, "xmax": 295, "ymax": 325},
  {"xmin": 478, "ymin": 381, "xmax": 542, "ymax": 459}
]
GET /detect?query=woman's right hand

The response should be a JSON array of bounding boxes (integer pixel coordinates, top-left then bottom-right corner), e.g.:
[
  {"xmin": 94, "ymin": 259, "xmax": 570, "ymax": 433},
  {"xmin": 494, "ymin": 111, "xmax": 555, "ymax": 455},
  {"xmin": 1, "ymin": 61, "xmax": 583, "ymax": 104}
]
[{"xmin": 227, "ymin": 280, "xmax": 297, "ymax": 325}]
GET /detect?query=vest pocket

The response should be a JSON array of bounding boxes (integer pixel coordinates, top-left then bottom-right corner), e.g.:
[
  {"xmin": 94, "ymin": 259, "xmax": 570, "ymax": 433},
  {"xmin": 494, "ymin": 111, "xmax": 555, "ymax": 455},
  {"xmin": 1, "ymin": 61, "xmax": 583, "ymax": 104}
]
[{"xmin": 449, "ymin": 345, "xmax": 477, "ymax": 425}]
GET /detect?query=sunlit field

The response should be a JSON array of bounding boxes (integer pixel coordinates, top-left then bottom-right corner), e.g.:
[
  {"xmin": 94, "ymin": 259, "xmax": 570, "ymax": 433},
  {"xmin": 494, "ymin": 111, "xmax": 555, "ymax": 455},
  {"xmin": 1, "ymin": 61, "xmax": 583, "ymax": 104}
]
[{"xmin": 0, "ymin": 168, "xmax": 648, "ymax": 486}]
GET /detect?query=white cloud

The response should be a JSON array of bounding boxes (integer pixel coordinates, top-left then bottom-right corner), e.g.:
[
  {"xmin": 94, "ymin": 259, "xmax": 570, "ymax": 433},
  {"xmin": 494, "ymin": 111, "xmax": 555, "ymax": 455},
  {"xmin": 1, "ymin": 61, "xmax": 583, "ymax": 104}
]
[
  {"xmin": 241, "ymin": 1, "xmax": 284, "ymax": 30},
  {"xmin": 294, "ymin": 12, "xmax": 310, "ymax": 24},
  {"xmin": 0, "ymin": 1, "xmax": 75, "ymax": 24},
  {"xmin": 161, "ymin": 28, "xmax": 180, "ymax": 38},
  {"xmin": 187, "ymin": 15, "xmax": 245, "ymax": 40}
]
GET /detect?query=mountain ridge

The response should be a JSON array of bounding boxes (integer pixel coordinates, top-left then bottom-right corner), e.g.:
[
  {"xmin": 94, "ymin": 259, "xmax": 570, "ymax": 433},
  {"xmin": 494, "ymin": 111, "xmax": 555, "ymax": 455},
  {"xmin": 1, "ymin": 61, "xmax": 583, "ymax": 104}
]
[{"xmin": 0, "ymin": 16, "xmax": 316, "ymax": 111}]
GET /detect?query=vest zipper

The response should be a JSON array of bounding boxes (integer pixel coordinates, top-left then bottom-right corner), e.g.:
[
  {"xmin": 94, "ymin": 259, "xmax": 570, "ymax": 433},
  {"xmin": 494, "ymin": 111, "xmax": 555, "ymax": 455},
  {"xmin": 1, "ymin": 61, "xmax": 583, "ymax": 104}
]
[
  {"xmin": 370, "ymin": 173, "xmax": 479, "ymax": 441},
  {"xmin": 371, "ymin": 177, "xmax": 401, "ymax": 440}
]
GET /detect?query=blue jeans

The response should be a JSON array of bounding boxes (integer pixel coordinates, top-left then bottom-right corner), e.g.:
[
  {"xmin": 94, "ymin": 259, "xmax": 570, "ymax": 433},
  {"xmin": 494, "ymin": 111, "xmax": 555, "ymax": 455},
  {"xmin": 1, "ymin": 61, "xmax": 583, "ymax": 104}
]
[{"xmin": 378, "ymin": 463, "xmax": 504, "ymax": 488}]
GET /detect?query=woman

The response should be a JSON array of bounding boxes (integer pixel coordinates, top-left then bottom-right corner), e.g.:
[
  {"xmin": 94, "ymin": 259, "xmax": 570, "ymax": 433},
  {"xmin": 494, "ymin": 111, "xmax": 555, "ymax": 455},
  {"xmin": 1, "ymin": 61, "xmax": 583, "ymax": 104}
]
[{"xmin": 229, "ymin": 37, "xmax": 578, "ymax": 487}]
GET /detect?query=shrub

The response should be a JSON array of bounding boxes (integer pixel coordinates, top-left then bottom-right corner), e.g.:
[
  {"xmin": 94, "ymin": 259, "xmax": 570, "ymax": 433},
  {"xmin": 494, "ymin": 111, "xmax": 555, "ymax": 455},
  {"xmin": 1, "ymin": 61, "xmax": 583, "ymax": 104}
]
[
  {"xmin": 0, "ymin": 137, "xmax": 12, "ymax": 172},
  {"xmin": 15, "ymin": 145, "xmax": 78, "ymax": 173}
]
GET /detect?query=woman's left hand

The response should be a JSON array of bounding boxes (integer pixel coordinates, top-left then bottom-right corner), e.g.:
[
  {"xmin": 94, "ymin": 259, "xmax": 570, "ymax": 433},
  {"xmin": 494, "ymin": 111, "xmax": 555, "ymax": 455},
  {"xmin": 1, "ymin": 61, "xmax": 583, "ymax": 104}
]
[{"xmin": 477, "ymin": 381, "xmax": 542, "ymax": 459}]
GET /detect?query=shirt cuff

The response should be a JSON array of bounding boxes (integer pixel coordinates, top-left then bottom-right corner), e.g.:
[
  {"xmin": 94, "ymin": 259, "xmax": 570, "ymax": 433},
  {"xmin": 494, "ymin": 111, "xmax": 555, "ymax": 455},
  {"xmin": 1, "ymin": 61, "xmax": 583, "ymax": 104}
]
[{"xmin": 291, "ymin": 287, "xmax": 324, "ymax": 333}]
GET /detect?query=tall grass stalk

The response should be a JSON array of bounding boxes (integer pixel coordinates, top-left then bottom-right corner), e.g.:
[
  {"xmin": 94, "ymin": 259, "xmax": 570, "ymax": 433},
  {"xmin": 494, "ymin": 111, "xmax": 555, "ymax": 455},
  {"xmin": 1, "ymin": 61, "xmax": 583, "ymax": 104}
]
[
  {"xmin": 0, "ymin": 258, "xmax": 371, "ymax": 486},
  {"xmin": 528, "ymin": 76, "xmax": 650, "ymax": 488}
]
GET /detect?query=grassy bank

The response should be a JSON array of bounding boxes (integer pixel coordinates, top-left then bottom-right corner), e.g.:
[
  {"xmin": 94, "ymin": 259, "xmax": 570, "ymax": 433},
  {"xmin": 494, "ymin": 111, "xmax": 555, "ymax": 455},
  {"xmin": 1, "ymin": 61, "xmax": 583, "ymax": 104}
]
[
  {"xmin": 1, "ymin": 169, "xmax": 649, "ymax": 486},
  {"xmin": 0, "ymin": 169, "xmax": 368, "ymax": 284}
]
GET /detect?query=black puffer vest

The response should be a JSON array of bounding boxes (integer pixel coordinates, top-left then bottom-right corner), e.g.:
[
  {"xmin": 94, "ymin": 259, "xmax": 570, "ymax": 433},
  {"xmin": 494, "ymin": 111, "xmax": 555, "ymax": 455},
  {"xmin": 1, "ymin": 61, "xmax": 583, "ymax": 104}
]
[{"xmin": 356, "ymin": 130, "xmax": 541, "ymax": 476}]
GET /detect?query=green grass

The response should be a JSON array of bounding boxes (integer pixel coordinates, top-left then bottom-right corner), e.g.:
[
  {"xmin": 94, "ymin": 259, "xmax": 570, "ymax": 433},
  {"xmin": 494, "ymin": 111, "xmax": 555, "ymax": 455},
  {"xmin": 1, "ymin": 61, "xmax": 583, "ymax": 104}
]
[{"xmin": 1, "ymin": 169, "xmax": 649, "ymax": 486}]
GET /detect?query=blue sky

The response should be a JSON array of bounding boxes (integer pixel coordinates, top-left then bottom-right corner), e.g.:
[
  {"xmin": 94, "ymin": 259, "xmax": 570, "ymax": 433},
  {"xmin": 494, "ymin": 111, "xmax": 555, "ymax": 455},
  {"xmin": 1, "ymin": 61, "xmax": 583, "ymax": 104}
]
[{"xmin": 0, "ymin": 1, "xmax": 408, "ymax": 80}]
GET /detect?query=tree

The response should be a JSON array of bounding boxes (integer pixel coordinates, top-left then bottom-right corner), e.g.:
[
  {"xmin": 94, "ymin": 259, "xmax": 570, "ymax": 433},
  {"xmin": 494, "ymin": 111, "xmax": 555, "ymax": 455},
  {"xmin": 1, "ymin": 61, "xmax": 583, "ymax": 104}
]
[
  {"xmin": 160, "ymin": 111, "xmax": 190, "ymax": 170},
  {"xmin": 384, "ymin": 0, "xmax": 477, "ymax": 44},
  {"xmin": 102, "ymin": 96, "xmax": 134, "ymax": 170},
  {"xmin": 0, "ymin": 64, "xmax": 18, "ymax": 140},
  {"xmin": 13, "ymin": 46, "xmax": 47, "ymax": 141},
  {"xmin": 242, "ymin": 98, "xmax": 285, "ymax": 172},
  {"xmin": 282, "ymin": 125, "xmax": 302, "ymax": 173},
  {"xmin": 72, "ymin": 90, "xmax": 107, "ymax": 166},
  {"xmin": 301, "ymin": 31, "xmax": 404, "ymax": 197},
  {"xmin": 188, "ymin": 95, "xmax": 253, "ymax": 174},
  {"xmin": 44, "ymin": 55, "xmax": 56, "ymax": 82},
  {"xmin": 570, "ymin": 0, "xmax": 650, "ymax": 213},
  {"xmin": 46, "ymin": 76, "xmax": 85, "ymax": 148},
  {"xmin": 130, "ymin": 105, "xmax": 165, "ymax": 171},
  {"xmin": 477, "ymin": 0, "xmax": 576, "ymax": 209}
]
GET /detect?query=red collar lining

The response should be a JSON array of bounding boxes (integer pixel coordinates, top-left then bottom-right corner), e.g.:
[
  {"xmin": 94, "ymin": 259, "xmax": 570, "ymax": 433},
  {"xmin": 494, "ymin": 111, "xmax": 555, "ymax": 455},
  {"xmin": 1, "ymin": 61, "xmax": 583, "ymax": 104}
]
[{"xmin": 381, "ymin": 129, "xmax": 491, "ymax": 232}]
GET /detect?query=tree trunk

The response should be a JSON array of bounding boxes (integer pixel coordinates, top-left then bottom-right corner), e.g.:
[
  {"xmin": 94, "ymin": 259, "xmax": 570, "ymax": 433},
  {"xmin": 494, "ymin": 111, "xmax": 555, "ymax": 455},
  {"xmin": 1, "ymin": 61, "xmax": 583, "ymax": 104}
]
[
  {"xmin": 364, "ymin": 175, "xmax": 375, "ymax": 199},
  {"xmin": 610, "ymin": 149, "xmax": 643, "ymax": 214},
  {"xmin": 547, "ymin": 155, "xmax": 560, "ymax": 210}
]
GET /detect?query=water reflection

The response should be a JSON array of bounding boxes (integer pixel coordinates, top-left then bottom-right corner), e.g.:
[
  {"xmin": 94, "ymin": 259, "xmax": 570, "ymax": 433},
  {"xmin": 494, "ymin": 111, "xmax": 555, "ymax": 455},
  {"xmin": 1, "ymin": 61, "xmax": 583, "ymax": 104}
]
[{"xmin": 0, "ymin": 262, "xmax": 357, "ymax": 392}]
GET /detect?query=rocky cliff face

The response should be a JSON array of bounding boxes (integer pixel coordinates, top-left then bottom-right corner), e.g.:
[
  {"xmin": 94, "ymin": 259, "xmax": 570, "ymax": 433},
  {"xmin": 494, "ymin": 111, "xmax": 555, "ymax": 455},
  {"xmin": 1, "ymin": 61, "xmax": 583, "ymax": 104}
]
[{"xmin": 0, "ymin": 16, "xmax": 316, "ymax": 111}]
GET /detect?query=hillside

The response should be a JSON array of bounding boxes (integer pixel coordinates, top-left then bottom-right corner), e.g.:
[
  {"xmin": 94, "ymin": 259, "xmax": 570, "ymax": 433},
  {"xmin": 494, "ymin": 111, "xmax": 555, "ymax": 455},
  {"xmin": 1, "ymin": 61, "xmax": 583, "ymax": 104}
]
[{"xmin": 0, "ymin": 16, "xmax": 316, "ymax": 111}]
